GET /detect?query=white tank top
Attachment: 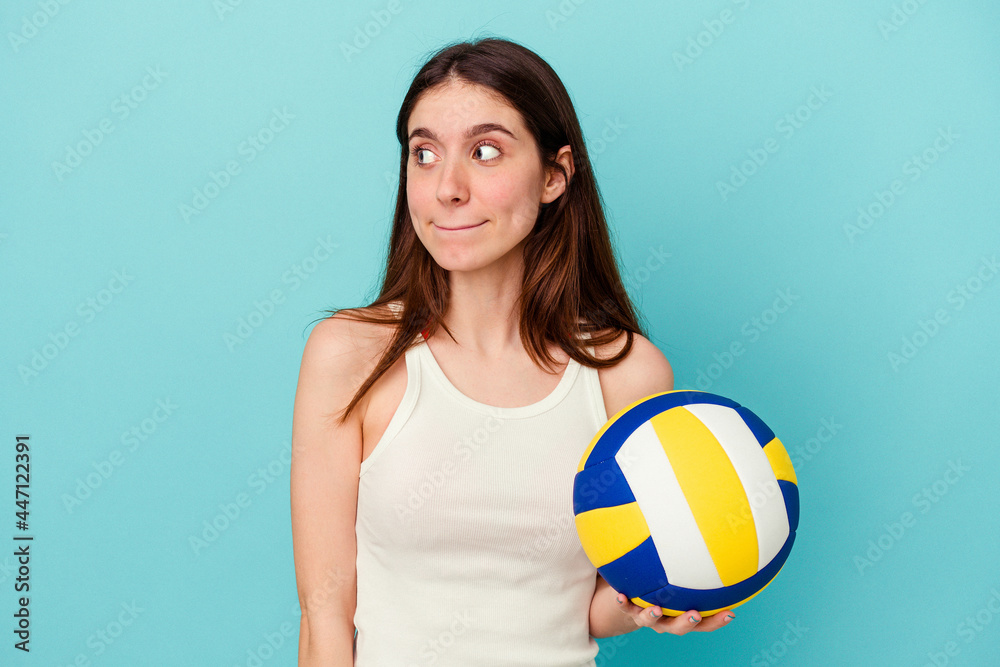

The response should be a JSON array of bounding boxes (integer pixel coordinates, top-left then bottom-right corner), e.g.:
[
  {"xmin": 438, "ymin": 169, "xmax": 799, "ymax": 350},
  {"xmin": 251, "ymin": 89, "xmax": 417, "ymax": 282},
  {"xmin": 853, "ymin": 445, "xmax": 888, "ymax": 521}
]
[{"xmin": 354, "ymin": 311, "xmax": 608, "ymax": 666}]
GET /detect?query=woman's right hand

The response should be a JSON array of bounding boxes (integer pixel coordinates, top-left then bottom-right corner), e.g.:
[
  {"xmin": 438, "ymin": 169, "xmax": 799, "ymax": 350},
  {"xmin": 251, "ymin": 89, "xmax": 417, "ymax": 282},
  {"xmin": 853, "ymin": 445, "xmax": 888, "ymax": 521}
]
[{"xmin": 614, "ymin": 592, "xmax": 735, "ymax": 635}]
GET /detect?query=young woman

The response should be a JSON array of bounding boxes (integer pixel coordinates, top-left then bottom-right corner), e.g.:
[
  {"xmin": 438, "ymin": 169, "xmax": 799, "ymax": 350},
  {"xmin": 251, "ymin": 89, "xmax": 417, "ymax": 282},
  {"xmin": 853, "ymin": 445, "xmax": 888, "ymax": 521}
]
[{"xmin": 290, "ymin": 37, "xmax": 733, "ymax": 666}]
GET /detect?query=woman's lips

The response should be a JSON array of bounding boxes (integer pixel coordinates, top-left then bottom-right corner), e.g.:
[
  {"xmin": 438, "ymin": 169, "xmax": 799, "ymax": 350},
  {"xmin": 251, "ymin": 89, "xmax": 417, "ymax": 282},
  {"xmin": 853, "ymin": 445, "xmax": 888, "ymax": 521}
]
[{"xmin": 433, "ymin": 220, "xmax": 487, "ymax": 231}]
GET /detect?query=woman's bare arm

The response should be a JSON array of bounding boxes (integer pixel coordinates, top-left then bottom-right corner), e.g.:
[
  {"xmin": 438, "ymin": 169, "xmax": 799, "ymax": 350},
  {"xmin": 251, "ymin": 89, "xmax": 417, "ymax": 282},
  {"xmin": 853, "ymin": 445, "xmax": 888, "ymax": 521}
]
[
  {"xmin": 587, "ymin": 334, "xmax": 733, "ymax": 637},
  {"xmin": 291, "ymin": 316, "xmax": 365, "ymax": 666}
]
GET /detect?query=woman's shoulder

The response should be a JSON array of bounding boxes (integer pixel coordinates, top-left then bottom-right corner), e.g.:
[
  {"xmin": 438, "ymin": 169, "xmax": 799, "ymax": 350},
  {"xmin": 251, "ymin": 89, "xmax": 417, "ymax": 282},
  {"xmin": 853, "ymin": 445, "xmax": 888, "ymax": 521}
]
[
  {"xmin": 588, "ymin": 329, "xmax": 675, "ymax": 417},
  {"xmin": 306, "ymin": 303, "xmax": 402, "ymax": 367}
]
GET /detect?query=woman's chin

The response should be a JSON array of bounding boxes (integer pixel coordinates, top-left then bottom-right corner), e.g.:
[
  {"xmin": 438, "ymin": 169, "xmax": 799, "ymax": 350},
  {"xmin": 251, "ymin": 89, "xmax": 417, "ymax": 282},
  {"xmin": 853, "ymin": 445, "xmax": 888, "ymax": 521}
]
[{"xmin": 424, "ymin": 246, "xmax": 490, "ymax": 272}]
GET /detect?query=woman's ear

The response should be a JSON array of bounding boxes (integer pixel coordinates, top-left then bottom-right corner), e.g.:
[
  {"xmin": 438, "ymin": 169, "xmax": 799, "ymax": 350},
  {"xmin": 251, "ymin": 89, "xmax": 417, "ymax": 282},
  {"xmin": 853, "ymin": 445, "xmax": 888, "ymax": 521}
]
[{"xmin": 541, "ymin": 145, "xmax": 574, "ymax": 204}]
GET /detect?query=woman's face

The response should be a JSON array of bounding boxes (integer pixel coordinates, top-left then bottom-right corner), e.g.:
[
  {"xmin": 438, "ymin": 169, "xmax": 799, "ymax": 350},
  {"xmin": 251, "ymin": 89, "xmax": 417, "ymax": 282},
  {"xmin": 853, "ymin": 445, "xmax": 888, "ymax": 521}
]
[{"xmin": 405, "ymin": 80, "xmax": 565, "ymax": 273}]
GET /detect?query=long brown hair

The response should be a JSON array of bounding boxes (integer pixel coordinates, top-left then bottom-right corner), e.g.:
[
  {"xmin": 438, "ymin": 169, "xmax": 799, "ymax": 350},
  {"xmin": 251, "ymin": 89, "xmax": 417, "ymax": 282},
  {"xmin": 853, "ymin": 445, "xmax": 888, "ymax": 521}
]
[{"xmin": 317, "ymin": 36, "xmax": 648, "ymax": 426}]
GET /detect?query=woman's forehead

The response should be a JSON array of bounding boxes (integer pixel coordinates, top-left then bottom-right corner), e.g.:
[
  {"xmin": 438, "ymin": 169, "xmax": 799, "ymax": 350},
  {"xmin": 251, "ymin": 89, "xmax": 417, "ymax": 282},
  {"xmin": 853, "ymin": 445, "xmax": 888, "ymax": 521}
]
[{"xmin": 409, "ymin": 82, "xmax": 519, "ymax": 132}]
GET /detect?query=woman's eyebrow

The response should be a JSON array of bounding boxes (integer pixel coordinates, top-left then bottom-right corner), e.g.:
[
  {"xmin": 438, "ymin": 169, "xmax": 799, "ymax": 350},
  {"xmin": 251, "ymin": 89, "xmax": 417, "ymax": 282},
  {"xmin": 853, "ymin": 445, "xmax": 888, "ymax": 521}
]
[{"xmin": 408, "ymin": 122, "xmax": 517, "ymax": 143}]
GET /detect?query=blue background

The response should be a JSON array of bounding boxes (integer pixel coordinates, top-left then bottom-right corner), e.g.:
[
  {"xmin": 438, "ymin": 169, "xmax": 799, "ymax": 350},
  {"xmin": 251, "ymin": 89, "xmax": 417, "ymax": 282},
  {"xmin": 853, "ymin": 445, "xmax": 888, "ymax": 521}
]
[{"xmin": 2, "ymin": 0, "xmax": 998, "ymax": 664}]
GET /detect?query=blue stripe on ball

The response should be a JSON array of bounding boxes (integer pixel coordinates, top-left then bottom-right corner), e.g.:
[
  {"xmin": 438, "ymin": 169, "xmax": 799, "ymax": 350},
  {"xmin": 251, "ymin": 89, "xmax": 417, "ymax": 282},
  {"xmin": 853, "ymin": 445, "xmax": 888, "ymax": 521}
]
[
  {"xmin": 778, "ymin": 479, "xmax": 799, "ymax": 532},
  {"xmin": 584, "ymin": 391, "xmax": 741, "ymax": 468},
  {"xmin": 573, "ymin": 457, "xmax": 636, "ymax": 515},
  {"xmin": 735, "ymin": 406, "xmax": 775, "ymax": 447},
  {"xmin": 597, "ymin": 535, "xmax": 669, "ymax": 600},
  {"xmin": 644, "ymin": 531, "xmax": 796, "ymax": 612}
]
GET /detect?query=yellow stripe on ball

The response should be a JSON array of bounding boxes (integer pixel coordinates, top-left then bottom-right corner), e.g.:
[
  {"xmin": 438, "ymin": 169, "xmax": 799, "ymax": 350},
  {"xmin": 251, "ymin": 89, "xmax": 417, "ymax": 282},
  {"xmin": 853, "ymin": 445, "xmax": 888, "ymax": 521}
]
[
  {"xmin": 574, "ymin": 502, "xmax": 650, "ymax": 568},
  {"xmin": 649, "ymin": 407, "xmax": 759, "ymax": 587},
  {"xmin": 763, "ymin": 438, "xmax": 797, "ymax": 485}
]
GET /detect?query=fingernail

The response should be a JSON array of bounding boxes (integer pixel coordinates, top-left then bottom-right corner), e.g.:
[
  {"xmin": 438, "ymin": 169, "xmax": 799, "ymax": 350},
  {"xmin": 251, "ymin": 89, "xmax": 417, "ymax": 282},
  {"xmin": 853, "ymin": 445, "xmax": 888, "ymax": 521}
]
[
  {"xmin": 616, "ymin": 595, "xmax": 624, "ymax": 605},
  {"xmin": 724, "ymin": 614, "xmax": 735, "ymax": 623},
  {"xmin": 650, "ymin": 608, "xmax": 661, "ymax": 618},
  {"xmin": 689, "ymin": 614, "xmax": 701, "ymax": 624}
]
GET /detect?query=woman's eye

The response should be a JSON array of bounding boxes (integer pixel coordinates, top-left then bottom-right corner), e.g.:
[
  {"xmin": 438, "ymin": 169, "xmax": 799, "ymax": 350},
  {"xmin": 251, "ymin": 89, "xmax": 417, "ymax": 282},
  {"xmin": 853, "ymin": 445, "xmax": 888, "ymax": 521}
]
[
  {"xmin": 475, "ymin": 144, "xmax": 501, "ymax": 161},
  {"xmin": 413, "ymin": 148, "xmax": 435, "ymax": 164}
]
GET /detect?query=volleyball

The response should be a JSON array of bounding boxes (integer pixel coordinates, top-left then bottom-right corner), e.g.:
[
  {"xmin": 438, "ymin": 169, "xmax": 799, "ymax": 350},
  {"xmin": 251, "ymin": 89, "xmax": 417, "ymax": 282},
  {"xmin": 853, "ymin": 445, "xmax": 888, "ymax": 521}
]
[{"xmin": 573, "ymin": 390, "xmax": 798, "ymax": 616}]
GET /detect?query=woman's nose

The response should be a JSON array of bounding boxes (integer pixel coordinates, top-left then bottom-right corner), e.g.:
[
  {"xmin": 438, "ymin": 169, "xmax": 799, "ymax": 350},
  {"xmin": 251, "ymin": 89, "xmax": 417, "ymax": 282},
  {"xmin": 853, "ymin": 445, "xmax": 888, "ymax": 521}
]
[{"xmin": 435, "ymin": 158, "xmax": 469, "ymax": 205}]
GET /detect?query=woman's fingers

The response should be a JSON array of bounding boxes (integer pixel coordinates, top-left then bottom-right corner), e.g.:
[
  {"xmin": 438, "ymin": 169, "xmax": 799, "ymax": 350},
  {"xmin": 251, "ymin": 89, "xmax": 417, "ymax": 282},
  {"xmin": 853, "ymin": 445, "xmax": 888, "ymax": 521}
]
[
  {"xmin": 615, "ymin": 593, "xmax": 646, "ymax": 618},
  {"xmin": 646, "ymin": 608, "xmax": 703, "ymax": 635},
  {"xmin": 615, "ymin": 593, "xmax": 698, "ymax": 633},
  {"xmin": 615, "ymin": 593, "xmax": 734, "ymax": 635},
  {"xmin": 688, "ymin": 609, "xmax": 734, "ymax": 632}
]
